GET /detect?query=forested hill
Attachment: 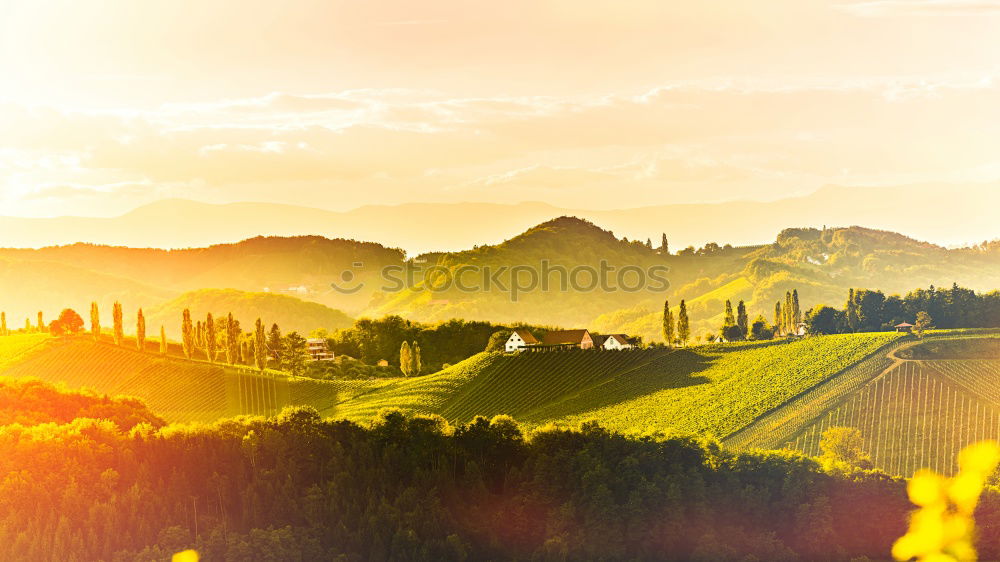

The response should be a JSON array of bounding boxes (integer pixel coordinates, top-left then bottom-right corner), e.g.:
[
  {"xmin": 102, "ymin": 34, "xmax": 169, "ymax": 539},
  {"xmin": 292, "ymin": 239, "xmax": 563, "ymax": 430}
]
[
  {"xmin": 369, "ymin": 219, "xmax": 1000, "ymax": 341},
  {"xmin": 368, "ymin": 216, "xmax": 757, "ymax": 327},
  {"xmin": 0, "ymin": 235, "xmax": 404, "ymax": 324},
  {"xmin": 3, "ymin": 218, "xmax": 1000, "ymax": 344}
]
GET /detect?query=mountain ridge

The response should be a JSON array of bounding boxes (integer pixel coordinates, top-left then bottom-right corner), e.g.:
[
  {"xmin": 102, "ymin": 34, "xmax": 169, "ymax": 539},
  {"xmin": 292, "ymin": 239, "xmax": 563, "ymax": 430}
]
[{"xmin": 3, "ymin": 182, "xmax": 999, "ymax": 254}]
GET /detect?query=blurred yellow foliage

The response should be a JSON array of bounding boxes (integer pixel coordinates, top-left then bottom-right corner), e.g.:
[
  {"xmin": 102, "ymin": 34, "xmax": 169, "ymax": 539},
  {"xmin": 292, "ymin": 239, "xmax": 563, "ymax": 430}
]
[
  {"xmin": 893, "ymin": 441, "xmax": 1000, "ymax": 562},
  {"xmin": 172, "ymin": 550, "xmax": 199, "ymax": 562}
]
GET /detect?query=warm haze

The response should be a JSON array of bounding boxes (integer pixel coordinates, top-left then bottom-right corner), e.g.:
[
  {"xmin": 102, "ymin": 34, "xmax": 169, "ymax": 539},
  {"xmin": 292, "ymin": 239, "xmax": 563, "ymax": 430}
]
[{"xmin": 3, "ymin": 0, "xmax": 1000, "ymax": 249}]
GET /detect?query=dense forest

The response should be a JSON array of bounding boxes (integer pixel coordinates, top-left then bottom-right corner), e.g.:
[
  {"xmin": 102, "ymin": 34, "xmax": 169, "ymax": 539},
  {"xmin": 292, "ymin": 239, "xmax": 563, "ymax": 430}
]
[{"xmin": 6, "ymin": 377, "xmax": 997, "ymax": 561}]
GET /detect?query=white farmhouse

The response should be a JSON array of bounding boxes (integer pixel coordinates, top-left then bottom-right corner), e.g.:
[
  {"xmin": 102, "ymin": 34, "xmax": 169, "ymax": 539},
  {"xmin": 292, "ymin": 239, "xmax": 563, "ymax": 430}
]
[
  {"xmin": 505, "ymin": 329, "xmax": 539, "ymax": 353},
  {"xmin": 601, "ymin": 334, "xmax": 634, "ymax": 350}
]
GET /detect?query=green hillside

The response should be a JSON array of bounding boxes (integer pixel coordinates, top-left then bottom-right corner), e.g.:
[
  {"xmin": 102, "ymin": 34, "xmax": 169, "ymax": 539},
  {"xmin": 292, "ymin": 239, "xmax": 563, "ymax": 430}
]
[
  {"xmin": 0, "ymin": 335, "xmax": 355, "ymax": 424},
  {"xmin": 333, "ymin": 333, "xmax": 901, "ymax": 437},
  {"xmin": 146, "ymin": 288, "xmax": 353, "ymax": 338}
]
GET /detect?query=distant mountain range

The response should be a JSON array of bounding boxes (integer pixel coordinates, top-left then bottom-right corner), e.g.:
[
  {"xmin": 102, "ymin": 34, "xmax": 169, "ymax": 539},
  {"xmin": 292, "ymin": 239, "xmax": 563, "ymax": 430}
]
[{"xmin": 2, "ymin": 183, "xmax": 999, "ymax": 254}]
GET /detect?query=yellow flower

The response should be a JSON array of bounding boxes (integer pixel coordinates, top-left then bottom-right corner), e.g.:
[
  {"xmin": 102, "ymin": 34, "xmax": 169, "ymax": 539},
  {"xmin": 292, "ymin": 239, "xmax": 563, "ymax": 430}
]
[
  {"xmin": 172, "ymin": 551, "xmax": 199, "ymax": 562},
  {"xmin": 893, "ymin": 441, "xmax": 999, "ymax": 562}
]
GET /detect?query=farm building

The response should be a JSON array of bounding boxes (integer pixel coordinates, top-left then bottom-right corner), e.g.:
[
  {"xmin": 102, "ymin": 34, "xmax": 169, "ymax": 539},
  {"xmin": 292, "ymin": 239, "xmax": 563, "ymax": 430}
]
[
  {"xmin": 306, "ymin": 338, "xmax": 335, "ymax": 361},
  {"xmin": 895, "ymin": 322, "xmax": 914, "ymax": 333},
  {"xmin": 541, "ymin": 329, "xmax": 594, "ymax": 350},
  {"xmin": 505, "ymin": 329, "xmax": 540, "ymax": 352},
  {"xmin": 597, "ymin": 333, "xmax": 634, "ymax": 350}
]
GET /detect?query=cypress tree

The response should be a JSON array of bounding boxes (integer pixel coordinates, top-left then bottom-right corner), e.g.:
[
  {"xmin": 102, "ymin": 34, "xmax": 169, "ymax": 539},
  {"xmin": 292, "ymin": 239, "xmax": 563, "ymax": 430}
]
[
  {"xmin": 412, "ymin": 341, "xmax": 422, "ymax": 376},
  {"xmin": 90, "ymin": 302, "xmax": 100, "ymax": 341},
  {"xmin": 678, "ymin": 300, "xmax": 690, "ymax": 345},
  {"xmin": 660, "ymin": 234, "xmax": 669, "ymax": 255},
  {"xmin": 136, "ymin": 308, "xmax": 146, "ymax": 352},
  {"xmin": 159, "ymin": 326, "xmax": 167, "ymax": 355},
  {"xmin": 774, "ymin": 301, "xmax": 783, "ymax": 336},
  {"xmin": 268, "ymin": 324, "xmax": 283, "ymax": 369},
  {"xmin": 226, "ymin": 314, "xmax": 241, "ymax": 365},
  {"xmin": 846, "ymin": 288, "xmax": 860, "ymax": 332},
  {"xmin": 662, "ymin": 299, "xmax": 675, "ymax": 346},
  {"xmin": 181, "ymin": 309, "xmax": 195, "ymax": 359},
  {"xmin": 206, "ymin": 313, "xmax": 217, "ymax": 363},
  {"xmin": 784, "ymin": 292, "xmax": 793, "ymax": 335},
  {"xmin": 0, "ymin": 312, "xmax": 6, "ymax": 336},
  {"xmin": 25, "ymin": 318, "xmax": 31, "ymax": 332},
  {"xmin": 37, "ymin": 311, "xmax": 45, "ymax": 333},
  {"xmin": 112, "ymin": 302, "xmax": 123, "ymax": 346},
  {"xmin": 723, "ymin": 300, "xmax": 736, "ymax": 327},
  {"xmin": 792, "ymin": 289, "xmax": 801, "ymax": 329},
  {"xmin": 254, "ymin": 318, "xmax": 267, "ymax": 371},
  {"xmin": 240, "ymin": 338, "xmax": 250, "ymax": 365},
  {"xmin": 400, "ymin": 341, "xmax": 412, "ymax": 377},
  {"xmin": 736, "ymin": 300, "xmax": 749, "ymax": 339}
]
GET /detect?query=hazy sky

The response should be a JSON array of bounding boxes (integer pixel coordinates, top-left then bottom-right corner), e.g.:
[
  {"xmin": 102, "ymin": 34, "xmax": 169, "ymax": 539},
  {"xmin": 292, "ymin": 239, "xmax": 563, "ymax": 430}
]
[{"xmin": 2, "ymin": 0, "xmax": 1000, "ymax": 217}]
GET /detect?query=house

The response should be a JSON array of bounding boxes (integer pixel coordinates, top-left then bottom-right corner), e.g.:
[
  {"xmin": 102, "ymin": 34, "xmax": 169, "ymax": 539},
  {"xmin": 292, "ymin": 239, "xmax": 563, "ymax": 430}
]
[
  {"xmin": 541, "ymin": 329, "xmax": 594, "ymax": 350},
  {"xmin": 377, "ymin": 359, "xmax": 390, "ymax": 367},
  {"xmin": 306, "ymin": 338, "xmax": 335, "ymax": 361},
  {"xmin": 895, "ymin": 322, "xmax": 914, "ymax": 333},
  {"xmin": 505, "ymin": 329, "xmax": 539, "ymax": 353},
  {"xmin": 600, "ymin": 333, "xmax": 634, "ymax": 350}
]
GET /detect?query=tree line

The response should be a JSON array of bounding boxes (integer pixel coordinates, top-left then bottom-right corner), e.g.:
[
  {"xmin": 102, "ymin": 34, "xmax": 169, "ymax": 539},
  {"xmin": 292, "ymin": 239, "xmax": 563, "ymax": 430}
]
[
  {"xmin": 805, "ymin": 283, "xmax": 1000, "ymax": 335},
  {"xmin": 0, "ymin": 391, "xmax": 966, "ymax": 561}
]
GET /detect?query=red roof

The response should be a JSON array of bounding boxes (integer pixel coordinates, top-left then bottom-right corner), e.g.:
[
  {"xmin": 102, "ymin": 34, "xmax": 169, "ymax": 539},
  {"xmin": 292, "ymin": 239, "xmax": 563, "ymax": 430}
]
[
  {"xmin": 895, "ymin": 322, "xmax": 914, "ymax": 327},
  {"xmin": 541, "ymin": 329, "xmax": 591, "ymax": 346},
  {"xmin": 512, "ymin": 329, "xmax": 539, "ymax": 344}
]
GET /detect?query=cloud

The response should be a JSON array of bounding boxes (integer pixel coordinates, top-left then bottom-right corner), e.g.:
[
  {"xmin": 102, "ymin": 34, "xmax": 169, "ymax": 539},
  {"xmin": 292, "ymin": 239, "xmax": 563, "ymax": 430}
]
[
  {"xmin": 837, "ymin": 0, "xmax": 1000, "ymax": 17},
  {"xmin": 7, "ymin": 78, "xmax": 1000, "ymax": 213}
]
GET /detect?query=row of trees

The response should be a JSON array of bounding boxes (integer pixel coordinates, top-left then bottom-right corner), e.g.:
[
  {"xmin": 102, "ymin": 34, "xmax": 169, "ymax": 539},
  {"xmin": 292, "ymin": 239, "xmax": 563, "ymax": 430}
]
[
  {"xmin": 805, "ymin": 283, "xmax": 998, "ymax": 335},
  {"xmin": 179, "ymin": 309, "xmax": 313, "ymax": 375}
]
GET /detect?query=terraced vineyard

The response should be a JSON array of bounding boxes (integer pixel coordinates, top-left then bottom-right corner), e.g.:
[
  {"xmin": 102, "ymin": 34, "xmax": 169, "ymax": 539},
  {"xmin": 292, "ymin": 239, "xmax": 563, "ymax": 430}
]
[
  {"xmin": 789, "ymin": 360, "xmax": 1000, "ymax": 476},
  {"xmin": 0, "ymin": 336, "xmax": 344, "ymax": 423}
]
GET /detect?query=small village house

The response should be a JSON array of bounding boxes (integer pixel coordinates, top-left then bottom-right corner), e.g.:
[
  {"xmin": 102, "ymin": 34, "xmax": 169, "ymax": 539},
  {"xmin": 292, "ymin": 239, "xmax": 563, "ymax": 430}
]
[
  {"xmin": 306, "ymin": 338, "xmax": 335, "ymax": 361},
  {"xmin": 597, "ymin": 333, "xmax": 634, "ymax": 350},
  {"xmin": 895, "ymin": 322, "xmax": 914, "ymax": 333},
  {"xmin": 505, "ymin": 329, "xmax": 540, "ymax": 352}
]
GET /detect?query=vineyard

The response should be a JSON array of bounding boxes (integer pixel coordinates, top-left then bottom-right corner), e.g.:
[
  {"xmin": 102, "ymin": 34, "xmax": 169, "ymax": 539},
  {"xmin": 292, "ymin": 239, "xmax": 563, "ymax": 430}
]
[
  {"xmin": 0, "ymin": 336, "xmax": 347, "ymax": 423},
  {"xmin": 335, "ymin": 334, "xmax": 901, "ymax": 437},
  {"xmin": 0, "ymin": 333, "xmax": 51, "ymax": 368},
  {"xmin": 788, "ymin": 359, "xmax": 1000, "ymax": 476},
  {"xmin": 541, "ymin": 333, "xmax": 901, "ymax": 437}
]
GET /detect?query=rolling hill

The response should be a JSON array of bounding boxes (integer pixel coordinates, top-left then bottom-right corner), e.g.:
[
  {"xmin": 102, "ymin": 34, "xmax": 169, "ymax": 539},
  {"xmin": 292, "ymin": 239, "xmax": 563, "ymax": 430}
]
[
  {"xmin": 330, "ymin": 333, "xmax": 902, "ymax": 436},
  {"xmin": 146, "ymin": 288, "xmax": 354, "ymax": 338},
  {"xmin": 3, "ymin": 183, "xmax": 1000, "ymax": 254},
  {"xmin": 0, "ymin": 333, "xmax": 369, "ymax": 424},
  {"xmin": 4, "ymin": 216, "xmax": 1000, "ymax": 346},
  {"xmin": 6, "ymin": 327, "xmax": 1000, "ymax": 480}
]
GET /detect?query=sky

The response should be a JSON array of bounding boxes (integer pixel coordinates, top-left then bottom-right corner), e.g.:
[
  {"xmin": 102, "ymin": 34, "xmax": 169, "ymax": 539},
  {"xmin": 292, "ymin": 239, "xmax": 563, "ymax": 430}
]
[{"xmin": 2, "ymin": 0, "xmax": 1000, "ymax": 218}]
